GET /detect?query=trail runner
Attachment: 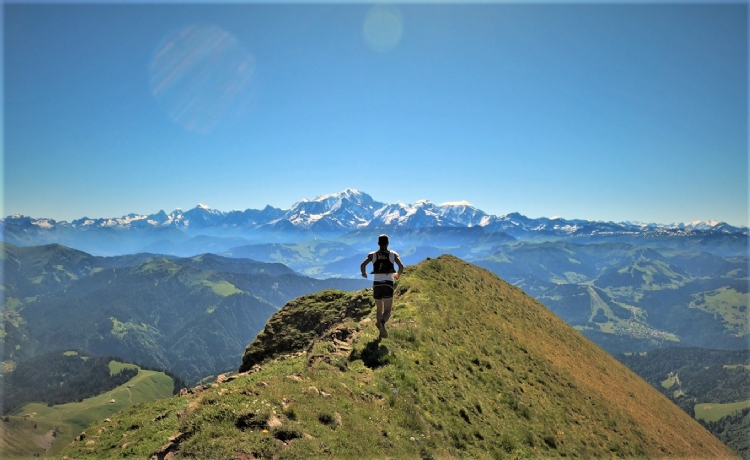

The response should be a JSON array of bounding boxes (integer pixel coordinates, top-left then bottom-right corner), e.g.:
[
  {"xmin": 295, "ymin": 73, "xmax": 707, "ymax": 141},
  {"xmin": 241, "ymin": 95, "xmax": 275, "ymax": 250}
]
[{"xmin": 360, "ymin": 234, "xmax": 404, "ymax": 339}]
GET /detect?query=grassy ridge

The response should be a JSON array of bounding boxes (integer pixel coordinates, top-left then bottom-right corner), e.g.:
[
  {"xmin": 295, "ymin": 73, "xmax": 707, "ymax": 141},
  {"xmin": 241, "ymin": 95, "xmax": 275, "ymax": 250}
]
[
  {"xmin": 58, "ymin": 255, "xmax": 736, "ymax": 459},
  {"xmin": 0, "ymin": 363, "xmax": 174, "ymax": 458}
]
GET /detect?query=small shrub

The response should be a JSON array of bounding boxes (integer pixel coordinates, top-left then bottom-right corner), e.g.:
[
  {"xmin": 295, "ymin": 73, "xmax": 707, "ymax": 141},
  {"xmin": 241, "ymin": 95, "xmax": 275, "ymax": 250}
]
[
  {"xmin": 282, "ymin": 407, "xmax": 297, "ymax": 421},
  {"xmin": 318, "ymin": 413, "xmax": 335, "ymax": 427}
]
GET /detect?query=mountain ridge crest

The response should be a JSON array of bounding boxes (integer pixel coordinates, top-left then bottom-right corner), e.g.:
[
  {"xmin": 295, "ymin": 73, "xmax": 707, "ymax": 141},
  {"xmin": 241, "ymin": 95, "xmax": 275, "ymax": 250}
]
[
  {"xmin": 4, "ymin": 189, "xmax": 747, "ymax": 236},
  {"xmin": 58, "ymin": 254, "xmax": 738, "ymax": 459}
]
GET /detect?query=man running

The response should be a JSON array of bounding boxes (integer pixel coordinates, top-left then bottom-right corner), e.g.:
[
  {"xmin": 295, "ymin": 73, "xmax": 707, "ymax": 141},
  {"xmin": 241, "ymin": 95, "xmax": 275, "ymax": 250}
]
[{"xmin": 360, "ymin": 234, "xmax": 404, "ymax": 339}]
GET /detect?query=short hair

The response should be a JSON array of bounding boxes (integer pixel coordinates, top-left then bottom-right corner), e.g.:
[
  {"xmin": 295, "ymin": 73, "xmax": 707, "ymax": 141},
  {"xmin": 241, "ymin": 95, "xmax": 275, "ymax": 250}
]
[{"xmin": 378, "ymin": 234, "xmax": 389, "ymax": 246}]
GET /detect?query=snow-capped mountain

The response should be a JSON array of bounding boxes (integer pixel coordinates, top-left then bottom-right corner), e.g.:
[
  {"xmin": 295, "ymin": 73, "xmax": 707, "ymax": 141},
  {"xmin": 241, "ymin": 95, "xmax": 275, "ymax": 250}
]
[
  {"xmin": 437, "ymin": 201, "xmax": 489, "ymax": 227},
  {"xmin": 3, "ymin": 189, "xmax": 747, "ymax": 240},
  {"xmin": 273, "ymin": 188, "xmax": 383, "ymax": 232},
  {"xmin": 369, "ymin": 201, "xmax": 459, "ymax": 228}
]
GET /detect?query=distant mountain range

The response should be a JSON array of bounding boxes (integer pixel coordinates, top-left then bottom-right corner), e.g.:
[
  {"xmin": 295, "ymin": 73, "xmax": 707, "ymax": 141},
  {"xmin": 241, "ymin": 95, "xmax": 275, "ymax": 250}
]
[
  {"xmin": 4, "ymin": 188, "xmax": 746, "ymax": 240},
  {"xmin": 1, "ymin": 243, "xmax": 367, "ymax": 383},
  {"xmin": 3, "ymin": 189, "xmax": 747, "ymax": 359}
]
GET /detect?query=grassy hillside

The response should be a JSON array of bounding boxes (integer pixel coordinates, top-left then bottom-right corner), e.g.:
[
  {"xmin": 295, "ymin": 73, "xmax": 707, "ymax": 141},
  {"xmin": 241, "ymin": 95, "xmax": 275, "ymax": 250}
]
[
  {"xmin": 58, "ymin": 255, "xmax": 736, "ymax": 459},
  {"xmin": 0, "ymin": 361, "xmax": 175, "ymax": 458}
]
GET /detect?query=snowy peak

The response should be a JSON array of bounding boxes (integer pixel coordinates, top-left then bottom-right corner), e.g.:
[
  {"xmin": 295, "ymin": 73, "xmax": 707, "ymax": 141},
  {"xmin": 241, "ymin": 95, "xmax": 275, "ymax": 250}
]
[
  {"xmin": 281, "ymin": 189, "xmax": 383, "ymax": 231},
  {"xmin": 436, "ymin": 201, "xmax": 487, "ymax": 227},
  {"xmin": 440, "ymin": 200, "xmax": 472, "ymax": 207},
  {"xmin": 370, "ymin": 200, "xmax": 462, "ymax": 228},
  {"xmin": 3, "ymin": 189, "xmax": 747, "ymax": 238}
]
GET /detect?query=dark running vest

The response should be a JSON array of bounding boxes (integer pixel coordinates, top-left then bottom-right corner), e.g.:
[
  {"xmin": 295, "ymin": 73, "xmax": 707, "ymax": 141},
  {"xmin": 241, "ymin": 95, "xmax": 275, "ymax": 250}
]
[{"xmin": 371, "ymin": 250, "xmax": 396, "ymax": 274}]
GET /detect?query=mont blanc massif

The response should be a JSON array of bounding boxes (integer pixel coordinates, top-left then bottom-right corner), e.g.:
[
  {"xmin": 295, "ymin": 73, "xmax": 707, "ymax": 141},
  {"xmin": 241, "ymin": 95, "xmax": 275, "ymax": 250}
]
[{"xmin": 1, "ymin": 189, "xmax": 748, "ymax": 459}]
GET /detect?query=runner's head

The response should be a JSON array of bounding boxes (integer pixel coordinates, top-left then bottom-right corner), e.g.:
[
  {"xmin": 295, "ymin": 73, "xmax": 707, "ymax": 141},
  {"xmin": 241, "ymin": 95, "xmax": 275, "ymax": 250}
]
[{"xmin": 378, "ymin": 234, "xmax": 389, "ymax": 250}]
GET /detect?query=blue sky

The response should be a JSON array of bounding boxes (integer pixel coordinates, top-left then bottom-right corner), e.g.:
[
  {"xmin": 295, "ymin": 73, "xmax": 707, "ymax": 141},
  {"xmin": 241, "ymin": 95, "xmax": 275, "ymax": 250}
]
[{"xmin": 4, "ymin": 3, "xmax": 748, "ymax": 226}]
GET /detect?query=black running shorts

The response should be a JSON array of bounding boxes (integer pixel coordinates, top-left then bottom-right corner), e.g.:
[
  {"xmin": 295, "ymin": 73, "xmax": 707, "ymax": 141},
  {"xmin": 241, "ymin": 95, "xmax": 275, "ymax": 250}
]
[{"xmin": 372, "ymin": 280, "xmax": 394, "ymax": 300}]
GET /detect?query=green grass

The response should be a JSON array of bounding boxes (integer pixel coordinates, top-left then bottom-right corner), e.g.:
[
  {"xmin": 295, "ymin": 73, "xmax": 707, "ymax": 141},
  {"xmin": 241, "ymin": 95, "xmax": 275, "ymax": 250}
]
[
  {"xmin": 201, "ymin": 280, "xmax": 242, "ymax": 296},
  {"xmin": 690, "ymin": 288, "xmax": 749, "ymax": 336},
  {"xmin": 3, "ymin": 297, "xmax": 23, "ymax": 311},
  {"xmin": 136, "ymin": 259, "xmax": 181, "ymax": 275},
  {"xmin": 695, "ymin": 400, "xmax": 750, "ymax": 423},
  {"xmin": 0, "ymin": 365, "xmax": 175, "ymax": 458},
  {"xmin": 109, "ymin": 317, "xmax": 154, "ymax": 340},
  {"xmin": 58, "ymin": 256, "xmax": 736, "ymax": 460},
  {"xmin": 615, "ymin": 260, "xmax": 687, "ymax": 290},
  {"xmin": 661, "ymin": 373, "xmax": 679, "ymax": 389},
  {"xmin": 0, "ymin": 415, "xmax": 61, "ymax": 458},
  {"xmin": 109, "ymin": 360, "xmax": 138, "ymax": 376},
  {"xmin": 724, "ymin": 364, "xmax": 750, "ymax": 371}
]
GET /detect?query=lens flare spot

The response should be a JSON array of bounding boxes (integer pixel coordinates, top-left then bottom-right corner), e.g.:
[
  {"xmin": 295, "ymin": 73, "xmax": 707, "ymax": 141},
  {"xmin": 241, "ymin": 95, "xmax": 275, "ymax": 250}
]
[
  {"xmin": 149, "ymin": 25, "xmax": 255, "ymax": 133},
  {"xmin": 363, "ymin": 6, "xmax": 404, "ymax": 53}
]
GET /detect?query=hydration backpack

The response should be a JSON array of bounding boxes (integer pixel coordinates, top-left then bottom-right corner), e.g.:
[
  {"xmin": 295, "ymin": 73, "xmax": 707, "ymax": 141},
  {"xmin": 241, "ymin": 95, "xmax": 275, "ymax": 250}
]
[{"xmin": 371, "ymin": 250, "xmax": 396, "ymax": 274}]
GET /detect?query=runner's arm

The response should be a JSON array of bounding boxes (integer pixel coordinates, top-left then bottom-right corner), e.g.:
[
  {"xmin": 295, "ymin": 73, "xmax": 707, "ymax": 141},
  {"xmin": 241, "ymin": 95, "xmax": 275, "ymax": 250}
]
[
  {"xmin": 393, "ymin": 253, "xmax": 405, "ymax": 279},
  {"xmin": 360, "ymin": 255, "xmax": 371, "ymax": 278}
]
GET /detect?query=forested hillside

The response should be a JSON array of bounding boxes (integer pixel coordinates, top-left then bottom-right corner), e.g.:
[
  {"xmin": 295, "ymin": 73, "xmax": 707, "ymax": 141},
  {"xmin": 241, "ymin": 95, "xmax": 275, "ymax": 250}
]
[
  {"xmin": 2, "ymin": 243, "xmax": 367, "ymax": 384},
  {"xmin": 618, "ymin": 347, "xmax": 750, "ymax": 458},
  {"xmin": 2, "ymin": 350, "xmax": 188, "ymax": 414}
]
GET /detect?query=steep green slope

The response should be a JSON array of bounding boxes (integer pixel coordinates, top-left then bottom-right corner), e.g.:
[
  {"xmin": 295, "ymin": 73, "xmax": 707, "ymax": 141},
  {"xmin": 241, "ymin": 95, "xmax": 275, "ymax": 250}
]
[
  {"xmin": 0, "ymin": 360, "xmax": 177, "ymax": 458},
  {"xmin": 59, "ymin": 255, "xmax": 736, "ymax": 459}
]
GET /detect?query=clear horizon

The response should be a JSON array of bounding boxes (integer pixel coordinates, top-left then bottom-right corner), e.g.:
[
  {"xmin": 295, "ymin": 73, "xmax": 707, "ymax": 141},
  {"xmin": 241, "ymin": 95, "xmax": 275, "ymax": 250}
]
[
  {"xmin": 4, "ymin": 187, "xmax": 746, "ymax": 228},
  {"xmin": 4, "ymin": 3, "xmax": 748, "ymax": 227}
]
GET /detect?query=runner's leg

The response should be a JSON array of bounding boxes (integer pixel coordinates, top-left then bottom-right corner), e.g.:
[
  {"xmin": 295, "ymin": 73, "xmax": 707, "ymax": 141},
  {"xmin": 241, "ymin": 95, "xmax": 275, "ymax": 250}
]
[{"xmin": 382, "ymin": 297, "xmax": 393, "ymax": 324}]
